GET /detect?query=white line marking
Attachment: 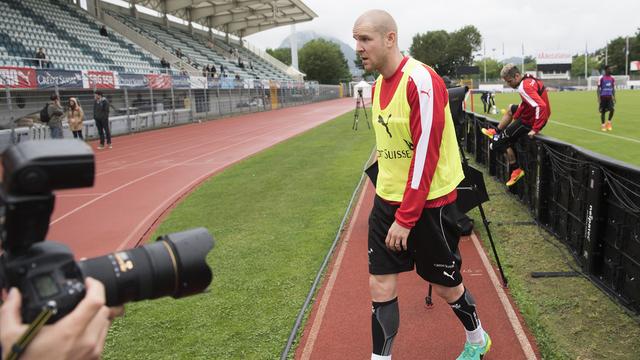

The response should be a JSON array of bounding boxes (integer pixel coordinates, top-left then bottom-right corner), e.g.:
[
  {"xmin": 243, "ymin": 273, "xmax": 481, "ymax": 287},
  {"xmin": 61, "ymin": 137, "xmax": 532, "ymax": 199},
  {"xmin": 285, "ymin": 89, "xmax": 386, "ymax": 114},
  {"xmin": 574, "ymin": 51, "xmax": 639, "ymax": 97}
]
[
  {"xmin": 50, "ymin": 120, "xmax": 310, "ymax": 226},
  {"xmin": 548, "ymin": 120, "xmax": 640, "ymax": 144},
  {"xmin": 300, "ymin": 186, "xmax": 369, "ymax": 360},
  {"xmin": 56, "ymin": 193, "xmax": 106, "ymax": 197},
  {"xmin": 469, "ymin": 233, "xmax": 538, "ymax": 360}
]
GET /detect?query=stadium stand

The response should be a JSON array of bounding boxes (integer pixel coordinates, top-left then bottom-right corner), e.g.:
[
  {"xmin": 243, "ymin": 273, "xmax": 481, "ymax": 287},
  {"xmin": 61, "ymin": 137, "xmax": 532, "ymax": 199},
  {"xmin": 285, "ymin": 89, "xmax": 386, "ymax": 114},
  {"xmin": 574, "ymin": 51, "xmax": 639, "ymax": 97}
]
[
  {"xmin": 0, "ymin": 0, "xmax": 163, "ymax": 73},
  {"xmin": 105, "ymin": 10, "xmax": 291, "ymax": 81}
]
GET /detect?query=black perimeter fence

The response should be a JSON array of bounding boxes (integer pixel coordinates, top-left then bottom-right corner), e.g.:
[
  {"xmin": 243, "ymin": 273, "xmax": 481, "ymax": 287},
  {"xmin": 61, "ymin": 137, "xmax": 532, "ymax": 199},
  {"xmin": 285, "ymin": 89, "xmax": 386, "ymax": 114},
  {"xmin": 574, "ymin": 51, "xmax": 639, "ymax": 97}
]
[{"xmin": 461, "ymin": 111, "xmax": 640, "ymax": 315}]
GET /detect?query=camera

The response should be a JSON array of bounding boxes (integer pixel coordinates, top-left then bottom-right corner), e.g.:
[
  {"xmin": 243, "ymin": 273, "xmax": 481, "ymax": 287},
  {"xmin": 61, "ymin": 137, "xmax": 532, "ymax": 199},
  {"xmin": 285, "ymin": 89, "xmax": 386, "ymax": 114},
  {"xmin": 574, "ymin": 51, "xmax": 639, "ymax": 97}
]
[
  {"xmin": 0, "ymin": 140, "xmax": 214, "ymax": 323},
  {"xmin": 357, "ymin": 88, "xmax": 363, "ymax": 96}
]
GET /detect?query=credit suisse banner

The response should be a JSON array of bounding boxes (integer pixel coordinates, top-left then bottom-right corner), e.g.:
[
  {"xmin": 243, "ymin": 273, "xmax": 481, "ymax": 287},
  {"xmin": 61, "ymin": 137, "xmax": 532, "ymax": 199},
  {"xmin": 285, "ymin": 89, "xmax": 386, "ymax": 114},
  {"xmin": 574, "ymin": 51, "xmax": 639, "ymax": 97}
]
[
  {"xmin": 0, "ymin": 66, "xmax": 37, "ymax": 89},
  {"xmin": 83, "ymin": 70, "xmax": 116, "ymax": 89},
  {"xmin": 36, "ymin": 69, "xmax": 83, "ymax": 89},
  {"xmin": 145, "ymin": 74, "xmax": 172, "ymax": 89},
  {"xmin": 188, "ymin": 76, "xmax": 207, "ymax": 89},
  {"xmin": 172, "ymin": 75, "xmax": 191, "ymax": 89},
  {"xmin": 117, "ymin": 73, "xmax": 148, "ymax": 89}
]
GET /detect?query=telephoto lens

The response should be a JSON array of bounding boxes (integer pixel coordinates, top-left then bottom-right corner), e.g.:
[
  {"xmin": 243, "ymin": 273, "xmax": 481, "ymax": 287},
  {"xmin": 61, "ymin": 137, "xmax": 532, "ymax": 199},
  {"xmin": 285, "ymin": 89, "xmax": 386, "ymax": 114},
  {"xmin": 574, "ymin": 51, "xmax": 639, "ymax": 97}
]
[{"xmin": 78, "ymin": 228, "xmax": 214, "ymax": 306}]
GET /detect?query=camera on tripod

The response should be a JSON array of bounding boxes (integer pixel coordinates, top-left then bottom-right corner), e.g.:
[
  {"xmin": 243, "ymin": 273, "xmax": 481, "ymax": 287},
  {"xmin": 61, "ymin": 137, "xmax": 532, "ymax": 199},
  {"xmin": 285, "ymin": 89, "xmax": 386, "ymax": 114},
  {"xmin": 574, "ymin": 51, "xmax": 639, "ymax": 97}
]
[{"xmin": 0, "ymin": 140, "xmax": 214, "ymax": 323}]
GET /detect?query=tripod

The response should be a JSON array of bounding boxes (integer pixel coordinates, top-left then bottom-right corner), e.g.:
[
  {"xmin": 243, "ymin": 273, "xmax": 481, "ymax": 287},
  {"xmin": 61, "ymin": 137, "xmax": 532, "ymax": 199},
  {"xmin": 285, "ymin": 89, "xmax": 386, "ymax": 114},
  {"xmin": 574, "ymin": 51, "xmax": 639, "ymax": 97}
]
[
  {"xmin": 352, "ymin": 90, "xmax": 370, "ymax": 130},
  {"xmin": 424, "ymin": 118, "xmax": 508, "ymax": 308}
]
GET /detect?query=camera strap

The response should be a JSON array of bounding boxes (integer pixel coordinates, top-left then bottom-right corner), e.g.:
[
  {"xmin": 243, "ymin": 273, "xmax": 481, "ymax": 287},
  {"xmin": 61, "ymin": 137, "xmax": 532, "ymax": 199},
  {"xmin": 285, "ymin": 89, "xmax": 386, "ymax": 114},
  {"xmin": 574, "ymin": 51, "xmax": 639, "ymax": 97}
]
[{"xmin": 6, "ymin": 305, "xmax": 55, "ymax": 360}]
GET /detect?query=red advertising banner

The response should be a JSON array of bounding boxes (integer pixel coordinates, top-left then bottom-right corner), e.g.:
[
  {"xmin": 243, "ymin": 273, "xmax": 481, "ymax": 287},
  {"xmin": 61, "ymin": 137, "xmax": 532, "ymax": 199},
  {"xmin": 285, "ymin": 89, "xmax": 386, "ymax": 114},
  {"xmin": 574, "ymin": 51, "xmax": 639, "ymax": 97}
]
[
  {"xmin": 84, "ymin": 70, "xmax": 116, "ymax": 89},
  {"xmin": 145, "ymin": 74, "xmax": 172, "ymax": 89},
  {"xmin": 0, "ymin": 66, "xmax": 37, "ymax": 89}
]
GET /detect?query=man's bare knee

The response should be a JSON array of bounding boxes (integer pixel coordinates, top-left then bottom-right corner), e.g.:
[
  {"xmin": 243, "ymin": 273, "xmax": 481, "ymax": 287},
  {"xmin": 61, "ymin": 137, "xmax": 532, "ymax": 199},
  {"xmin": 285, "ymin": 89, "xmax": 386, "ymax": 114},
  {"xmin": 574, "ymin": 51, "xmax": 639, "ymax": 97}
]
[
  {"xmin": 432, "ymin": 283, "xmax": 464, "ymax": 303},
  {"xmin": 369, "ymin": 274, "xmax": 398, "ymax": 302}
]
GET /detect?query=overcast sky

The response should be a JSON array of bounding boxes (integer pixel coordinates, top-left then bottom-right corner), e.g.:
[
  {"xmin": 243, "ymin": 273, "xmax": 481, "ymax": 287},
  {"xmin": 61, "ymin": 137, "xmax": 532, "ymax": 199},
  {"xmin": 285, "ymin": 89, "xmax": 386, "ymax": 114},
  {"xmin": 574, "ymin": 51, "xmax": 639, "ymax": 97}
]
[{"xmin": 246, "ymin": 0, "xmax": 639, "ymax": 59}]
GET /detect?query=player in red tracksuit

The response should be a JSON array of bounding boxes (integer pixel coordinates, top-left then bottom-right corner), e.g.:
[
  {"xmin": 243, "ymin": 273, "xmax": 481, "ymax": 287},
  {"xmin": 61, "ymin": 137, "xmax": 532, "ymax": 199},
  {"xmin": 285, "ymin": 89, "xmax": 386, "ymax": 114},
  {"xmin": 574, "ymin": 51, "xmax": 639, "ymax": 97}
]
[{"xmin": 481, "ymin": 64, "xmax": 550, "ymax": 186}]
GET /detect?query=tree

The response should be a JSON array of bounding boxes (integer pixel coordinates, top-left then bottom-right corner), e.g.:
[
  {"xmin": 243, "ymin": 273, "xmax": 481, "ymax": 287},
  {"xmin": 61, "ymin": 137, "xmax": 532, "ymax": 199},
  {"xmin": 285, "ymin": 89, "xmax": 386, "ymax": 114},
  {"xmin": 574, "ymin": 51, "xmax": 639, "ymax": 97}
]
[
  {"xmin": 523, "ymin": 56, "xmax": 537, "ymax": 72},
  {"xmin": 354, "ymin": 53, "xmax": 378, "ymax": 79},
  {"xmin": 299, "ymin": 39, "xmax": 351, "ymax": 84},
  {"xmin": 571, "ymin": 53, "xmax": 601, "ymax": 78},
  {"xmin": 472, "ymin": 58, "xmax": 503, "ymax": 80},
  {"xmin": 266, "ymin": 48, "xmax": 291, "ymax": 66},
  {"xmin": 410, "ymin": 26, "xmax": 482, "ymax": 77},
  {"xmin": 595, "ymin": 28, "xmax": 640, "ymax": 75},
  {"xmin": 410, "ymin": 30, "xmax": 449, "ymax": 73}
]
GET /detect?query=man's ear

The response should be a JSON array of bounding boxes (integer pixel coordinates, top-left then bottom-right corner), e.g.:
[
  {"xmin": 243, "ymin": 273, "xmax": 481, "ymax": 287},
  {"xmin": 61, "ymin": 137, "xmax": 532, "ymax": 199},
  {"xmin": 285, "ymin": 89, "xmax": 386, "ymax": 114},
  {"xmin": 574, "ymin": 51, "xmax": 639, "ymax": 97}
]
[{"xmin": 385, "ymin": 31, "xmax": 397, "ymax": 48}]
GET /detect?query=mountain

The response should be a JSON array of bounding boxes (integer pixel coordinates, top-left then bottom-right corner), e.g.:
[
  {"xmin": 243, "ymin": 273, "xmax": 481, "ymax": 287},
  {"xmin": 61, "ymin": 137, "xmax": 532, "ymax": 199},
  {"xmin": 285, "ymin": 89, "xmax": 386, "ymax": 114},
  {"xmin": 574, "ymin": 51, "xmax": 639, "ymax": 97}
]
[
  {"xmin": 279, "ymin": 30, "xmax": 361, "ymax": 76},
  {"xmin": 502, "ymin": 57, "xmax": 523, "ymax": 65}
]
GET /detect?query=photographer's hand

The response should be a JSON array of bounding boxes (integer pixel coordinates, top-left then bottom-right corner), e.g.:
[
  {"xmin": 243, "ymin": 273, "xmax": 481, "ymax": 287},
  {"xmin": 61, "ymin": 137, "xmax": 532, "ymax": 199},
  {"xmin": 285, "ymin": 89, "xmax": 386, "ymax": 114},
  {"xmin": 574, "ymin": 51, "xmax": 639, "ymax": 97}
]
[{"xmin": 0, "ymin": 278, "xmax": 124, "ymax": 360}]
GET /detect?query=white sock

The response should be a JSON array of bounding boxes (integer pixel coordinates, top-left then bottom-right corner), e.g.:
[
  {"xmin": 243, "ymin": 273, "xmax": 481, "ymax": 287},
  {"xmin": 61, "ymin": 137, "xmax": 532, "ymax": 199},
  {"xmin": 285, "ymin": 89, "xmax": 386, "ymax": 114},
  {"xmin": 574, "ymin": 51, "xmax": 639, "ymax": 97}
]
[
  {"xmin": 465, "ymin": 322, "xmax": 485, "ymax": 346},
  {"xmin": 371, "ymin": 354, "xmax": 391, "ymax": 360}
]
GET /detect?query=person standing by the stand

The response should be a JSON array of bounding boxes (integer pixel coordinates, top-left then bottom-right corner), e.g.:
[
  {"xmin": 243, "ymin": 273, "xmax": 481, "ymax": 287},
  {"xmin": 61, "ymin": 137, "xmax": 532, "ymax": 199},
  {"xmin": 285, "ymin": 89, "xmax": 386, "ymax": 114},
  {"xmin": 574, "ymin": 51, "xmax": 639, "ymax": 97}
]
[{"xmin": 93, "ymin": 91, "xmax": 112, "ymax": 150}]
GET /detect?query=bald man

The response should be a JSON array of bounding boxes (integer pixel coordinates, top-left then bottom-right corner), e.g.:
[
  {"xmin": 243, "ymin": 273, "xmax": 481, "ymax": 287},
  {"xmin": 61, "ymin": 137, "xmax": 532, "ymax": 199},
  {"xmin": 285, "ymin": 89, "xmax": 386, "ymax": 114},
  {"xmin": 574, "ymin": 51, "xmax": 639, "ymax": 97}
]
[{"xmin": 353, "ymin": 10, "xmax": 491, "ymax": 360}]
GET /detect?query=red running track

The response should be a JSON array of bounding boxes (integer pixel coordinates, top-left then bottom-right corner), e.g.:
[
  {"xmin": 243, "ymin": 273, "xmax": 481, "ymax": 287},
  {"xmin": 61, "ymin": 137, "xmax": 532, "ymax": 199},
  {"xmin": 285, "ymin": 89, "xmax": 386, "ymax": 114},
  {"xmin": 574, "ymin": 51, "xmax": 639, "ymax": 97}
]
[
  {"xmin": 296, "ymin": 183, "xmax": 541, "ymax": 359},
  {"xmin": 48, "ymin": 98, "xmax": 355, "ymax": 259}
]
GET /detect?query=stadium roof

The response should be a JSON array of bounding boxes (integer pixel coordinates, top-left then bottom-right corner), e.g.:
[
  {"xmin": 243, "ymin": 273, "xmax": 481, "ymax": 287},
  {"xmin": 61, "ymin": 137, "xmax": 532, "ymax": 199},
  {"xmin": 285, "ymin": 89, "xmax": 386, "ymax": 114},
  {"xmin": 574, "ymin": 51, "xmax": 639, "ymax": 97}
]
[{"xmin": 129, "ymin": 0, "xmax": 318, "ymax": 37}]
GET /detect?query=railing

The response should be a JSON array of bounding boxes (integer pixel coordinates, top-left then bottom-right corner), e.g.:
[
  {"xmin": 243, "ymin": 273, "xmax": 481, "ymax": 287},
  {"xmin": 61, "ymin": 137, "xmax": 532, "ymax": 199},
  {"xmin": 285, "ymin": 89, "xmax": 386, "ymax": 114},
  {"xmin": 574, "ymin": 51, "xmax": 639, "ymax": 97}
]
[
  {"xmin": 0, "ymin": 81, "xmax": 342, "ymax": 152},
  {"xmin": 462, "ymin": 111, "xmax": 640, "ymax": 314},
  {"xmin": 2, "ymin": 55, "xmax": 188, "ymax": 75}
]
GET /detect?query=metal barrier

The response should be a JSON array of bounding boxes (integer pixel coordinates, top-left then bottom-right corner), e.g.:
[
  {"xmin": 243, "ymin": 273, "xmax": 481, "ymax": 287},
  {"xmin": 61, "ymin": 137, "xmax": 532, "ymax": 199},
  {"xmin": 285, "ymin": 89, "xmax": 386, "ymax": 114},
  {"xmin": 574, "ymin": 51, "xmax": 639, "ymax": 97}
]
[
  {"xmin": 463, "ymin": 111, "xmax": 640, "ymax": 313},
  {"xmin": 0, "ymin": 83, "xmax": 342, "ymax": 151}
]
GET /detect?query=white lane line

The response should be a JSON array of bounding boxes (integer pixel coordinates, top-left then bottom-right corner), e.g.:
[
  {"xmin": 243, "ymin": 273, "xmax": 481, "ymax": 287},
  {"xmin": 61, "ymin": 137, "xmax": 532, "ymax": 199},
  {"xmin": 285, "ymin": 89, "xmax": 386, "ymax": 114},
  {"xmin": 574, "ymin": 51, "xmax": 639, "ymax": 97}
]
[
  {"xmin": 470, "ymin": 233, "xmax": 538, "ymax": 360},
  {"xmin": 548, "ymin": 120, "xmax": 640, "ymax": 144},
  {"xmin": 50, "ymin": 117, "xmax": 333, "ymax": 226},
  {"xmin": 56, "ymin": 193, "xmax": 106, "ymax": 197},
  {"xmin": 300, "ymin": 186, "xmax": 369, "ymax": 360}
]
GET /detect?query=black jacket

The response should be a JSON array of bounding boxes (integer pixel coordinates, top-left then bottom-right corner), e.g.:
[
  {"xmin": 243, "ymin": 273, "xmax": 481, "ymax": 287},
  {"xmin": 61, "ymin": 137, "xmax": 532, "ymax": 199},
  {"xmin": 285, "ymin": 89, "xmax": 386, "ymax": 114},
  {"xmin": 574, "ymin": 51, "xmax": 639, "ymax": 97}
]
[{"xmin": 93, "ymin": 97, "xmax": 110, "ymax": 121}]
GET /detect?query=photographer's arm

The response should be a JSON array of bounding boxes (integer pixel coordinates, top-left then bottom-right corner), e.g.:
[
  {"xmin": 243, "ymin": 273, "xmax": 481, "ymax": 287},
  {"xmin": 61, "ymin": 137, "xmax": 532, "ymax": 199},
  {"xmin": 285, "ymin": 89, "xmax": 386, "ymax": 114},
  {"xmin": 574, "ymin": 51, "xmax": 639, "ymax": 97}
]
[{"xmin": 1, "ymin": 278, "xmax": 123, "ymax": 360}]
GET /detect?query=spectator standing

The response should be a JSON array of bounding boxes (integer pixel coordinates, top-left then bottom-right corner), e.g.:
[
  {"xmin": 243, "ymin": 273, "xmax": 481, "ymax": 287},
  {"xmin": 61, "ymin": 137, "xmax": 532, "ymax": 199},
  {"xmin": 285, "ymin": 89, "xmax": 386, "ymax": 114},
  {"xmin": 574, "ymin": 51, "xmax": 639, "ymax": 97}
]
[
  {"xmin": 93, "ymin": 91, "xmax": 112, "ymax": 149},
  {"xmin": 209, "ymin": 64, "xmax": 217, "ymax": 78},
  {"xmin": 99, "ymin": 25, "xmax": 108, "ymax": 37},
  {"xmin": 47, "ymin": 94, "xmax": 64, "ymax": 139},
  {"xmin": 35, "ymin": 48, "xmax": 50, "ymax": 68},
  {"xmin": 67, "ymin": 97, "xmax": 84, "ymax": 140},
  {"xmin": 160, "ymin": 57, "xmax": 170, "ymax": 73}
]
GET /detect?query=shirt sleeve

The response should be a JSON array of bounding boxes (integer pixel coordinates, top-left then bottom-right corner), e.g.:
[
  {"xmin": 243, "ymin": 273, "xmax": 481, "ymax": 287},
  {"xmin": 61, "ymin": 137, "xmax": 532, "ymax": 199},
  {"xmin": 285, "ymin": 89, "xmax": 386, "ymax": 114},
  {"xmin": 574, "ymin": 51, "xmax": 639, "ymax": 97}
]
[
  {"xmin": 519, "ymin": 79, "xmax": 548, "ymax": 132},
  {"xmin": 394, "ymin": 68, "xmax": 446, "ymax": 228}
]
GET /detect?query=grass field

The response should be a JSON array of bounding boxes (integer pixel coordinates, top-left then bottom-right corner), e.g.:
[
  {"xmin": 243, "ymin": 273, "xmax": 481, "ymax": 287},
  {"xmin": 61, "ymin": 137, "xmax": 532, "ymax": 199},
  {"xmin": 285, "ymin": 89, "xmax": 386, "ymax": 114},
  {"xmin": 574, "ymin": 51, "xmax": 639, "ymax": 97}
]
[
  {"xmin": 103, "ymin": 111, "xmax": 375, "ymax": 359},
  {"xmin": 469, "ymin": 90, "xmax": 640, "ymax": 166}
]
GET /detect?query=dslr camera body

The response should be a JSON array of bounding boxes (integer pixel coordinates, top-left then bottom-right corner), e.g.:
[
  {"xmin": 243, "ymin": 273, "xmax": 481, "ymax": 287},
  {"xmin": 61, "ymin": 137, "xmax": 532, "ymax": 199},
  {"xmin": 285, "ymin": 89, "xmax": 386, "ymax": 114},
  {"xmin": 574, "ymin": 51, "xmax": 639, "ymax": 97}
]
[{"xmin": 0, "ymin": 140, "xmax": 214, "ymax": 323}]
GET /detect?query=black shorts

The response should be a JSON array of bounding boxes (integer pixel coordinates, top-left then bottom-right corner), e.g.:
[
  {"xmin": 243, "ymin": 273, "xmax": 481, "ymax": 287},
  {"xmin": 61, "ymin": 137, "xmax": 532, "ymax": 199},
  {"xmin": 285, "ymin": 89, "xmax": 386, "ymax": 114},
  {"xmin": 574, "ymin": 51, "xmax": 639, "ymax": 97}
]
[
  {"xmin": 599, "ymin": 98, "xmax": 614, "ymax": 112},
  {"xmin": 491, "ymin": 118, "xmax": 531, "ymax": 152},
  {"xmin": 509, "ymin": 104, "xmax": 519, "ymax": 116},
  {"xmin": 368, "ymin": 195, "xmax": 463, "ymax": 287}
]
